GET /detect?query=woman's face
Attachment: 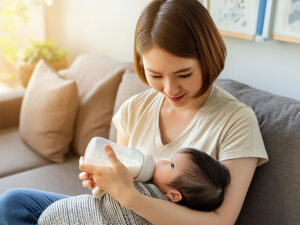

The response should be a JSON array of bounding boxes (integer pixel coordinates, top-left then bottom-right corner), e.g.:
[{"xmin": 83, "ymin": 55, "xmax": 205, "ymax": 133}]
[
  {"xmin": 152, "ymin": 153, "xmax": 189, "ymax": 194},
  {"xmin": 142, "ymin": 46, "xmax": 203, "ymax": 107}
]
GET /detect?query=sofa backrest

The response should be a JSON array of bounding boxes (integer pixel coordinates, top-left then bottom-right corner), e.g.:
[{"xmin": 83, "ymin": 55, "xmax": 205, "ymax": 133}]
[{"xmin": 0, "ymin": 90, "xmax": 25, "ymax": 129}]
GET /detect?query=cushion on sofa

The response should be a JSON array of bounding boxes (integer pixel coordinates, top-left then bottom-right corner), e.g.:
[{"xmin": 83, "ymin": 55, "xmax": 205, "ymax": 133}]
[
  {"xmin": 215, "ymin": 78, "xmax": 300, "ymax": 225},
  {"xmin": 0, "ymin": 127, "xmax": 51, "ymax": 178},
  {"xmin": 109, "ymin": 67, "xmax": 149, "ymax": 142},
  {"xmin": 59, "ymin": 54, "xmax": 126, "ymax": 156},
  {"xmin": 19, "ymin": 60, "xmax": 79, "ymax": 163},
  {"xmin": 0, "ymin": 156, "xmax": 90, "ymax": 196}
]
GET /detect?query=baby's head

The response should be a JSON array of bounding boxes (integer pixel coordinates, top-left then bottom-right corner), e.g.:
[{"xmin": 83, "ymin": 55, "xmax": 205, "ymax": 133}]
[{"xmin": 152, "ymin": 148, "xmax": 231, "ymax": 211}]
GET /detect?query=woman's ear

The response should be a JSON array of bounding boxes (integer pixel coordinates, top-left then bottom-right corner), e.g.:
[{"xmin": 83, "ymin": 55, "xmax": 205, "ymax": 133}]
[{"xmin": 165, "ymin": 189, "xmax": 182, "ymax": 203}]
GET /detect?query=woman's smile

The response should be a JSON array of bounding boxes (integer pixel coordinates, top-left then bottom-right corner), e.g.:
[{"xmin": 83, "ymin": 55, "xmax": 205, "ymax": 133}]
[{"xmin": 167, "ymin": 93, "xmax": 186, "ymax": 102}]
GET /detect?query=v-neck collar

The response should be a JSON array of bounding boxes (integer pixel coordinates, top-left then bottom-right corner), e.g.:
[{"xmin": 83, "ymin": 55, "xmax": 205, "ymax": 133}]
[{"xmin": 154, "ymin": 85, "xmax": 216, "ymax": 148}]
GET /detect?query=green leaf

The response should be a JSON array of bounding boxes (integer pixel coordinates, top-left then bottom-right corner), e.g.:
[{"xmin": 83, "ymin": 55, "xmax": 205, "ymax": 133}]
[{"xmin": 15, "ymin": 39, "xmax": 68, "ymax": 64}]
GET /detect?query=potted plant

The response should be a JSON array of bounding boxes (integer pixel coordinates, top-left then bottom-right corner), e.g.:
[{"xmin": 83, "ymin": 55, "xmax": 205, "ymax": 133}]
[{"xmin": 15, "ymin": 39, "xmax": 68, "ymax": 87}]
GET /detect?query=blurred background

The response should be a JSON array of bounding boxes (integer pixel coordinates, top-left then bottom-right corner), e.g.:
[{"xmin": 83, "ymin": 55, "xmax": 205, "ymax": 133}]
[{"xmin": 0, "ymin": 0, "xmax": 300, "ymax": 100}]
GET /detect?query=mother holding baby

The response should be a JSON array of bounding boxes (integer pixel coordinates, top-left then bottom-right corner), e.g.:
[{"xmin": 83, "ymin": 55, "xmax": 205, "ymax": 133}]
[{"xmin": 0, "ymin": 0, "xmax": 268, "ymax": 224}]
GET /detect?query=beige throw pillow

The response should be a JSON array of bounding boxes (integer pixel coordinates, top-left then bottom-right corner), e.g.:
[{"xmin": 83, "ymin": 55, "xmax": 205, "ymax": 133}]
[
  {"xmin": 19, "ymin": 60, "xmax": 79, "ymax": 163},
  {"xmin": 109, "ymin": 67, "xmax": 149, "ymax": 142},
  {"xmin": 59, "ymin": 54, "xmax": 126, "ymax": 156}
]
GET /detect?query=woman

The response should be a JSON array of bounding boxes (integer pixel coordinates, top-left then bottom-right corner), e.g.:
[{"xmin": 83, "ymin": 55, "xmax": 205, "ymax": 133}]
[
  {"xmin": 80, "ymin": 0, "xmax": 268, "ymax": 224},
  {"xmin": 0, "ymin": 0, "xmax": 268, "ymax": 224}
]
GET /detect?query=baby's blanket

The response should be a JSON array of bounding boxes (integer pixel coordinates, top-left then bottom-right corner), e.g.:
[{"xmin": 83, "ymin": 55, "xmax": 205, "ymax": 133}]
[{"xmin": 38, "ymin": 182, "xmax": 168, "ymax": 225}]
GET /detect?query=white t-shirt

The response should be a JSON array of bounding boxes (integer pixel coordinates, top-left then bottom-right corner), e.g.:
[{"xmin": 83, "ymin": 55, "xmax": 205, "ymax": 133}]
[{"xmin": 112, "ymin": 85, "xmax": 268, "ymax": 166}]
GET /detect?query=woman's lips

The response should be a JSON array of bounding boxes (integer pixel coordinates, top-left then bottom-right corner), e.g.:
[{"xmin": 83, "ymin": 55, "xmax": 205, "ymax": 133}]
[{"xmin": 168, "ymin": 94, "xmax": 186, "ymax": 102}]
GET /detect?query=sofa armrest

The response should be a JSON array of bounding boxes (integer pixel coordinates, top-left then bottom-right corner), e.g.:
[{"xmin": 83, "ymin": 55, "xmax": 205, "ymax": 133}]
[{"xmin": 0, "ymin": 90, "xmax": 25, "ymax": 129}]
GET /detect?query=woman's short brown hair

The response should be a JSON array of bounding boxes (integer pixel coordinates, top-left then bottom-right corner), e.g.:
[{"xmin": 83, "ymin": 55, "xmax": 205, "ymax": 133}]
[{"xmin": 134, "ymin": 0, "xmax": 227, "ymax": 96}]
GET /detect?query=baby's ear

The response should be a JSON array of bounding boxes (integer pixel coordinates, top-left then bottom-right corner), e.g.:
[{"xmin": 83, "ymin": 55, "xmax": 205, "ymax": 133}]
[{"xmin": 165, "ymin": 189, "xmax": 182, "ymax": 203}]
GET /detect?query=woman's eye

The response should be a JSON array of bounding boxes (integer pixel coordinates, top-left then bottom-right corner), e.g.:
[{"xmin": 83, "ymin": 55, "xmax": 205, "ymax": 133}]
[
  {"xmin": 151, "ymin": 75, "xmax": 162, "ymax": 79},
  {"xmin": 170, "ymin": 163, "xmax": 175, "ymax": 168},
  {"xmin": 178, "ymin": 73, "xmax": 192, "ymax": 78}
]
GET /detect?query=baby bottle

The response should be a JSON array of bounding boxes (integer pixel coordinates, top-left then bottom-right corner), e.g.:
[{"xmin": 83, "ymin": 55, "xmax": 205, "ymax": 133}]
[{"xmin": 84, "ymin": 137, "xmax": 156, "ymax": 198}]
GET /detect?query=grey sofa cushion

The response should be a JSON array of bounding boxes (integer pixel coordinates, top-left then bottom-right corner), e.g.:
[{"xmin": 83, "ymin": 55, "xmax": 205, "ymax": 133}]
[
  {"xmin": 0, "ymin": 127, "xmax": 52, "ymax": 178},
  {"xmin": 215, "ymin": 79, "xmax": 300, "ymax": 225},
  {"xmin": 0, "ymin": 157, "xmax": 90, "ymax": 196}
]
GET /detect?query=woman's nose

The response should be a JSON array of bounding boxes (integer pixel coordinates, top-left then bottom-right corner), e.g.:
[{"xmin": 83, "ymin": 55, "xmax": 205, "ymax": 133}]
[{"xmin": 164, "ymin": 78, "xmax": 179, "ymax": 97}]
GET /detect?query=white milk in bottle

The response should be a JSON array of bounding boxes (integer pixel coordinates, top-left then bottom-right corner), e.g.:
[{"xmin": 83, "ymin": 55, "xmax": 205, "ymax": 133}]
[{"xmin": 84, "ymin": 137, "xmax": 156, "ymax": 198}]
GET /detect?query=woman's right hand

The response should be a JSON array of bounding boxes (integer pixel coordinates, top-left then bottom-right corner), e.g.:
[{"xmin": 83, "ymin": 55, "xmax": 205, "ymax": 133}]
[
  {"xmin": 79, "ymin": 145, "xmax": 138, "ymax": 207},
  {"xmin": 79, "ymin": 156, "xmax": 95, "ymax": 190}
]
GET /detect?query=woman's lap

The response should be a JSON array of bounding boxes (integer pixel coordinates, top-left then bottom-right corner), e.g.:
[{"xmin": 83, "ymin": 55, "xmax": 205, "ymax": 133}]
[{"xmin": 0, "ymin": 188, "xmax": 69, "ymax": 225}]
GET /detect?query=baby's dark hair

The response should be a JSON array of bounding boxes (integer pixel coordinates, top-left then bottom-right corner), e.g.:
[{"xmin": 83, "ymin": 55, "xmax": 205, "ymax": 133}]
[{"xmin": 169, "ymin": 148, "xmax": 231, "ymax": 211}]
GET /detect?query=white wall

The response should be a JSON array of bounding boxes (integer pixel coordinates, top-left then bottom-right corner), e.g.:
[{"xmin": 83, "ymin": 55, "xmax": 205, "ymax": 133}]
[
  {"xmin": 221, "ymin": 37, "xmax": 300, "ymax": 100},
  {"xmin": 45, "ymin": 0, "xmax": 300, "ymax": 100},
  {"xmin": 45, "ymin": 0, "xmax": 151, "ymax": 62}
]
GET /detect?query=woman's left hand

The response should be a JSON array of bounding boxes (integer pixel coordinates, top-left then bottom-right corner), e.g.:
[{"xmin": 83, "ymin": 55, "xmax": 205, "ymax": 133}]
[{"xmin": 79, "ymin": 145, "xmax": 137, "ymax": 205}]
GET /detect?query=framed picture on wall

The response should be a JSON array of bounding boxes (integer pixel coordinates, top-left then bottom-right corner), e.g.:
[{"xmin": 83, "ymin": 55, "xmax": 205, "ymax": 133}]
[
  {"xmin": 198, "ymin": 0, "xmax": 209, "ymax": 9},
  {"xmin": 208, "ymin": 0, "xmax": 273, "ymax": 41},
  {"xmin": 272, "ymin": 1, "xmax": 300, "ymax": 44}
]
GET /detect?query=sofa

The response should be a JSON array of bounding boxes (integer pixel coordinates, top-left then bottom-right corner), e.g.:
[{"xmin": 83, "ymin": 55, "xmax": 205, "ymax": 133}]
[{"xmin": 0, "ymin": 54, "xmax": 299, "ymax": 225}]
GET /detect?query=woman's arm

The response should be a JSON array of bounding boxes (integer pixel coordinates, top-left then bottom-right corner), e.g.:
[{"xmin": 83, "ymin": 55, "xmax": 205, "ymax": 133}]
[
  {"xmin": 80, "ymin": 143, "xmax": 258, "ymax": 225},
  {"xmin": 123, "ymin": 157, "xmax": 257, "ymax": 225},
  {"xmin": 117, "ymin": 132, "xmax": 129, "ymax": 146},
  {"xmin": 116, "ymin": 131, "xmax": 258, "ymax": 224}
]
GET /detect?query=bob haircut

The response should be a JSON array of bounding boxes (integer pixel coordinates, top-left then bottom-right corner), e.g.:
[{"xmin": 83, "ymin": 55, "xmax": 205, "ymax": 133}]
[{"xmin": 134, "ymin": 0, "xmax": 227, "ymax": 96}]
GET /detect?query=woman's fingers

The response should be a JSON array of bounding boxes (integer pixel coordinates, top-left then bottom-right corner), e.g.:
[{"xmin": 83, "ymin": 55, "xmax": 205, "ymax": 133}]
[
  {"xmin": 80, "ymin": 162, "xmax": 100, "ymax": 174},
  {"xmin": 82, "ymin": 179, "xmax": 95, "ymax": 189},
  {"xmin": 103, "ymin": 144, "xmax": 122, "ymax": 166},
  {"xmin": 79, "ymin": 172, "xmax": 89, "ymax": 180},
  {"xmin": 79, "ymin": 156, "xmax": 96, "ymax": 190},
  {"xmin": 79, "ymin": 156, "xmax": 85, "ymax": 167},
  {"xmin": 78, "ymin": 147, "xmax": 131, "ymax": 196}
]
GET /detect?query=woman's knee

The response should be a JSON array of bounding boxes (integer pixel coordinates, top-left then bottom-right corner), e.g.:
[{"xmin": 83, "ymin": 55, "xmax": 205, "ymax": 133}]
[
  {"xmin": 0, "ymin": 188, "xmax": 42, "ymax": 224},
  {"xmin": 0, "ymin": 188, "xmax": 29, "ymax": 214},
  {"xmin": 0, "ymin": 188, "xmax": 69, "ymax": 224}
]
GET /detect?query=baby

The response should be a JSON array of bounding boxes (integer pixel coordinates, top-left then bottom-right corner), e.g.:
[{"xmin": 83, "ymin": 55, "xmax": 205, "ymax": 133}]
[
  {"xmin": 151, "ymin": 147, "xmax": 231, "ymax": 211},
  {"xmin": 39, "ymin": 148, "xmax": 230, "ymax": 224}
]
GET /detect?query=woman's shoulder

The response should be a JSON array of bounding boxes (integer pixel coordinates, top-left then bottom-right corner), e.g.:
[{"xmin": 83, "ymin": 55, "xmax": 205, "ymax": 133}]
[
  {"xmin": 208, "ymin": 85, "xmax": 250, "ymax": 112},
  {"xmin": 202, "ymin": 85, "xmax": 256, "ymax": 123},
  {"xmin": 213, "ymin": 85, "xmax": 247, "ymax": 107}
]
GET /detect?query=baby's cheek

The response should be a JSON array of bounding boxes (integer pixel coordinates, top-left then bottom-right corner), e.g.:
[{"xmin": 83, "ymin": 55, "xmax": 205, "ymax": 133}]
[{"xmin": 151, "ymin": 168, "xmax": 159, "ymax": 185}]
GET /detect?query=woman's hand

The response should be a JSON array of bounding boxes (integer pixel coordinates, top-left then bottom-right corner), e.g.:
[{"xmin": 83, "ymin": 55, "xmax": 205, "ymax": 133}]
[
  {"xmin": 78, "ymin": 161, "xmax": 95, "ymax": 190},
  {"xmin": 79, "ymin": 145, "xmax": 138, "ymax": 205}
]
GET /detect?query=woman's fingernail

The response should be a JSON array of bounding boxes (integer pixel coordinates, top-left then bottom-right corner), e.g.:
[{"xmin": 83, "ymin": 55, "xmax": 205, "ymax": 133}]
[{"xmin": 104, "ymin": 147, "xmax": 112, "ymax": 154}]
